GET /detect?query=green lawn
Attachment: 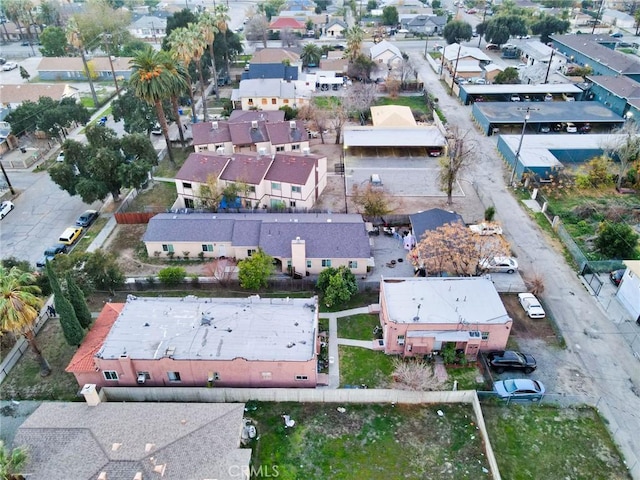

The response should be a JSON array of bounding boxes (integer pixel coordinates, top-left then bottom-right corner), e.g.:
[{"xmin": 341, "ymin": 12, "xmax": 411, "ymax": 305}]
[
  {"xmin": 445, "ymin": 366, "xmax": 486, "ymax": 390},
  {"xmin": 338, "ymin": 346, "xmax": 395, "ymax": 388},
  {"xmin": 248, "ymin": 402, "xmax": 489, "ymax": 480},
  {"xmin": 127, "ymin": 181, "xmax": 177, "ymax": 212},
  {"xmin": 336, "ymin": 314, "xmax": 378, "ymax": 340},
  {"xmin": 374, "ymin": 95, "xmax": 428, "ymax": 115},
  {"xmin": 483, "ymin": 404, "xmax": 631, "ymax": 480},
  {"xmin": 319, "ymin": 291, "xmax": 379, "ymax": 313}
]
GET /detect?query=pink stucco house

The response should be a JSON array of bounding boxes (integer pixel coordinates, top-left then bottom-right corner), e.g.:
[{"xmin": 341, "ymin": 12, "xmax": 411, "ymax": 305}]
[
  {"xmin": 379, "ymin": 276, "xmax": 512, "ymax": 359},
  {"xmin": 67, "ymin": 295, "xmax": 320, "ymax": 389}
]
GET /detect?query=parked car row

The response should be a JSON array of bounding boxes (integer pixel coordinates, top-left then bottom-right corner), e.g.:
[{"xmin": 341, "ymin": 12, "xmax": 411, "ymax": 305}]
[
  {"xmin": 487, "ymin": 351, "xmax": 546, "ymax": 400},
  {"xmin": 538, "ymin": 122, "xmax": 591, "ymax": 134},
  {"xmin": 36, "ymin": 210, "xmax": 99, "ymax": 269}
]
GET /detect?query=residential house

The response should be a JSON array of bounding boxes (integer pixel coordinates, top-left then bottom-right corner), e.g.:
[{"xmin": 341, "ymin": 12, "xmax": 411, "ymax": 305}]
[
  {"xmin": 0, "ymin": 84, "xmax": 79, "ymax": 109},
  {"xmin": 233, "ymin": 78, "xmax": 312, "ymax": 110},
  {"xmin": 13, "ymin": 401, "xmax": 251, "ymax": 480},
  {"xmin": 129, "ymin": 14, "xmax": 167, "ymax": 41},
  {"xmin": 616, "ymin": 260, "xmax": 640, "ymax": 320},
  {"xmin": 37, "ymin": 56, "xmax": 134, "ymax": 81},
  {"xmin": 191, "ymin": 116, "xmax": 309, "ymax": 155},
  {"xmin": 379, "ymin": 277, "xmax": 512, "ymax": 359},
  {"xmin": 371, "ymin": 105, "xmax": 417, "ymax": 127},
  {"xmin": 66, "ymin": 295, "xmax": 320, "ymax": 388},
  {"xmin": 269, "ymin": 16, "xmax": 306, "ymax": 33},
  {"xmin": 483, "ymin": 64, "xmax": 504, "ymax": 84},
  {"xmin": 602, "ymin": 9, "xmax": 635, "ymax": 29},
  {"xmin": 409, "ymin": 208, "xmax": 464, "ymax": 243},
  {"xmin": 141, "ymin": 213, "xmax": 371, "ymax": 274},
  {"xmin": 401, "ymin": 15, "xmax": 447, "ymax": 35},
  {"xmin": 442, "ymin": 43, "xmax": 491, "ymax": 76},
  {"xmin": 369, "ymin": 40, "xmax": 403, "ymax": 80},
  {"xmin": 326, "ymin": 19, "xmax": 348, "ymax": 37},
  {"xmin": 175, "ymin": 148, "xmax": 325, "ymax": 210},
  {"xmin": 0, "ymin": 21, "xmax": 22, "ymax": 42},
  {"xmin": 586, "ymin": 75, "xmax": 640, "ymax": 118},
  {"xmin": 242, "ymin": 63, "xmax": 301, "ymax": 81},
  {"xmin": 284, "ymin": 0, "xmax": 317, "ymax": 11}
]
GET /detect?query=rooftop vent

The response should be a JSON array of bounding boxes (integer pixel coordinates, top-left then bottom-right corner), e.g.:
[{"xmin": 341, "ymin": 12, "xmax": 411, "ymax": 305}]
[
  {"xmin": 258, "ymin": 147, "xmax": 267, "ymax": 156},
  {"xmin": 201, "ymin": 314, "xmax": 213, "ymax": 326},
  {"xmin": 302, "ymin": 147, "xmax": 310, "ymax": 155},
  {"xmin": 212, "ymin": 121, "xmax": 218, "ymax": 130},
  {"xmin": 251, "ymin": 120, "xmax": 258, "ymax": 129},
  {"xmin": 216, "ymin": 146, "xmax": 224, "ymax": 155},
  {"xmin": 289, "ymin": 120, "xmax": 296, "ymax": 129},
  {"xmin": 287, "ymin": 342, "xmax": 296, "ymax": 348}
]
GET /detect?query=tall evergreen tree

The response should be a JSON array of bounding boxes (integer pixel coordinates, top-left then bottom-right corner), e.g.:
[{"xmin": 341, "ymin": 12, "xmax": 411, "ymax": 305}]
[
  {"xmin": 65, "ymin": 272, "xmax": 92, "ymax": 329},
  {"xmin": 46, "ymin": 261, "xmax": 84, "ymax": 346}
]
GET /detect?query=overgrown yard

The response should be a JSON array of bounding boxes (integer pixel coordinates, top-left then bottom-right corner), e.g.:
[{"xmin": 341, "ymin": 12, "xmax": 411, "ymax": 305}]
[
  {"xmin": 338, "ymin": 346, "xmax": 395, "ymax": 387},
  {"xmin": 337, "ymin": 313, "xmax": 378, "ymax": 340},
  {"xmin": 483, "ymin": 404, "xmax": 631, "ymax": 480},
  {"xmin": 248, "ymin": 402, "xmax": 490, "ymax": 480},
  {"xmin": 0, "ymin": 320, "xmax": 79, "ymax": 402}
]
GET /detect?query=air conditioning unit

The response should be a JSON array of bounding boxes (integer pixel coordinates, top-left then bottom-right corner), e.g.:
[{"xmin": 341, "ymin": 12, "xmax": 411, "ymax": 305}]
[
  {"xmin": 302, "ymin": 147, "xmax": 311, "ymax": 155},
  {"xmin": 251, "ymin": 120, "xmax": 258, "ymax": 129},
  {"xmin": 216, "ymin": 146, "xmax": 225, "ymax": 155},
  {"xmin": 137, "ymin": 374, "xmax": 146, "ymax": 384},
  {"xmin": 211, "ymin": 121, "xmax": 218, "ymax": 130},
  {"xmin": 289, "ymin": 120, "xmax": 297, "ymax": 129},
  {"xmin": 258, "ymin": 147, "xmax": 267, "ymax": 155}
]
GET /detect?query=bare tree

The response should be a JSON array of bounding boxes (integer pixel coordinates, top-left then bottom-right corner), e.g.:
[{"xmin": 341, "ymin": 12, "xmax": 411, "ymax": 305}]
[
  {"xmin": 391, "ymin": 359, "xmax": 445, "ymax": 391},
  {"xmin": 244, "ymin": 14, "xmax": 269, "ymax": 48},
  {"xmin": 409, "ymin": 222, "xmax": 511, "ymax": 276},
  {"xmin": 343, "ymin": 82, "xmax": 378, "ymax": 125},
  {"xmin": 280, "ymin": 27, "xmax": 299, "ymax": 47},
  {"xmin": 392, "ymin": 53, "xmax": 416, "ymax": 89},
  {"xmin": 351, "ymin": 183, "xmax": 399, "ymax": 217},
  {"xmin": 601, "ymin": 120, "xmax": 640, "ymax": 190},
  {"xmin": 197, "ymin": 174, "xmax": 223, "ymax": 209},
  {"xmin": 299, "ymin": 103, "xmax": 331, "ymax": 144},
  {"xmin": 204, "ymin": 257, "xmax": 237, "ymax": 286},
  {"xmin": 438, "ymin": 126, "xmax": 476, "ymax": 205}
]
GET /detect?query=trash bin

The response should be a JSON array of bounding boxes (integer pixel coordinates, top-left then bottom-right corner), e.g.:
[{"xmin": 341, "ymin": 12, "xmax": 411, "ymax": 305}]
[
  {"xmin": 178, "ymin": 108, "xmax": 183, "ymax": 115},
  {"xmin": 20, "ymin": 147, "xmax": 26, "ymax": 153}
]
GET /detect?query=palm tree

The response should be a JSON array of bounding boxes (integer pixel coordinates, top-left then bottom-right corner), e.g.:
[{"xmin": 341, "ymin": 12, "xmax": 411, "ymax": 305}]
[
  {"xmin": 214, "ymin": 5, "xmax": 232, "ymax": 78},
  {"xmin": 129, "ymin": 47, "xmax": 179, "ymax": 165},
  {"xmin": 198, "ymin": 12, "xmax": 220, "ymax": 101},
  {"xmin": 167, "ymin": 27, "xmax": 198, "ymax": 124},
  {"xmin": 301, "ymin": 43, "xmax": 322, "ymax": 69},
  {"xmin": 345, "ymin": 25, "xmax": 365, "ymax": 63},
  {"xmin": 0, "ymin": 266, "xmax": 50, "ymax": 377},
  {"xmin": 0, "ymin": 440, "xmax": 28, "ymax": 480},
  {"xmin": 161, "ymin": 56, "xmax": 190, "ymax": 147},
  {"xmin": 66, "ymin": 20, "xmax": 99, "ymax": 108},
  {"xmin": 186, "ymin": 23, "xmax": 209, "ymax": 122}
]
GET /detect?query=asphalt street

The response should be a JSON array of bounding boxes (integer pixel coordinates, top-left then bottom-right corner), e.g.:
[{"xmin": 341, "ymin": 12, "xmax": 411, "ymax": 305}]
[{"xmin": 409, "ymin": 50, "xmax": 640, "ymax": 479}]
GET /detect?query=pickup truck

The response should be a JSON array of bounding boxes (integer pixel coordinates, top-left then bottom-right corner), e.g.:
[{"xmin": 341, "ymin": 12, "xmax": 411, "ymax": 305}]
[{"xmin": 469, "ymin": 223, "xmax": 503, "ymax": 235}]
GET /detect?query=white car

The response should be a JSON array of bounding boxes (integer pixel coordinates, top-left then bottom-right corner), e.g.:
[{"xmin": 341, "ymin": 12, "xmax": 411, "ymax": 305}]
[
  {"xmin": 2, "ymin": 62, "xmax": 18, "ymax": 71},
  {"xmin": 469, "ymin": 222, "xmax": 503, "ymax": 235},
  {"xmin": 518, "ymin": 293, "xmax": 546, "ymax": 318},
  {"xmin": 56, "ymin": 152, "xmax": 65, "ymax": 162},
  {"xmin": 0, "ymin": 200, "xmax": 15, "ymax": 219},
  {"xmin": 479, "ymin": 256, "xmax": 518, "ymax": 273},
  {"xmin": 565, "ymin": 122, "xmax": 577, "ymax": 133}
]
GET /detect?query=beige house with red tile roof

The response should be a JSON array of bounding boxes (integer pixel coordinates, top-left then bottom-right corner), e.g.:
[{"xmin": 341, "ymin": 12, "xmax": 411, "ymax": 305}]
[
  {"xmin": 269, "ymin": 17, "xmax": 306, "ymax": 31},
  {"xmin": 37, "ymin": 56, "xmax": 134, "ymax": 81},
  {"xmin": 175, "ymin": 150, "xmax": 327, "ymax": 210},
  {"xmin": 0, "ymin": 84, "xmax": 80, "ymax": 109}
]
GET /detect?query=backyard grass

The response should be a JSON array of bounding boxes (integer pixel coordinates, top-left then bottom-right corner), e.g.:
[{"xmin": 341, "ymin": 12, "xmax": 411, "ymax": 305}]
[
  {"xmin": 374, "ymin": 95, "xmax": 428, "ymax": 115},
  {"xmin": 445, "ymin": 366, "xmax": 486, "ymax": 390},
  {"xmin": 312, "ymin": 96, "xmax": 341, "ymax": 109},
  {"xmin": 336, "ymin": 313, "xmax": 378, "ymax": 340},
  {"xmin": 153, "ymin": 148, "xmax": 191, "ymax": 178},
  {"xmin": 248, "ymin": 402, "xmax": 490, "ymax": 480},
  {"xmin": 0, "ymin": 319, "xmax": 79, "ymax": 402},
  {"xmin": 320, "ymin": 290, "xmax": 378, "ymax": 313},
  {"xmin": 483, "ymin": 404, "xmax": 631, "ymax": 480},
  {"xmin": 126, "ymin": 181, "xmax": 177, "ymax": 212},
  {"xmin": 338, "ymin": 346, "xmax": 395, "ymax": 387}
]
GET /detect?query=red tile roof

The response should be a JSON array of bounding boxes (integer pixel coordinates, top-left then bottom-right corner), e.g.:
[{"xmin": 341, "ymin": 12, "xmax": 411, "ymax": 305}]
[
  {"xmin": 65, "ymin": 304, "xmax": 123, "ymax": 373},
  {"xmin": 219, "ymin": 154, "xmax": 273, "ymax": 185},
  {"xmin": 269, "ymin": 17, "xmax": 306, "ymax": 30},
  {"xmin": 175, "ymin": 152, "xmax": 231, "ymax": 183},
  {"xmin": 264, "ymin": 152, "xmax": 322, "ymax": 185}
]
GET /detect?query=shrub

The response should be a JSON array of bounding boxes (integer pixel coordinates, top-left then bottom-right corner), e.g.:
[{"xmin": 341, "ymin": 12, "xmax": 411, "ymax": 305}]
[
  {"xmin": 158, "ymin": 266, "xmax": 187, "ymax": 285},
  {"xmin": 484, "ymin": 206, "xmax": 496, "ymax": 221},
  {"xmin": 595, "ymin": 222, "xmax": 639, "ymax": 259}
]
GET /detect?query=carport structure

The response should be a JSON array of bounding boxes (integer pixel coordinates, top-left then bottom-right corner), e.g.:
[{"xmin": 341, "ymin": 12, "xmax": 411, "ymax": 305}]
[
  {"xmin": 343, "ymin": 126, "xmax": 447, "ymax": 157},
  {"xmin": 472, "ymin": 101, "xmax": 625, "ymax": 136},
  {"xmin": 460, "ymin": 83, "xmax": 583, "ymax": 105}
]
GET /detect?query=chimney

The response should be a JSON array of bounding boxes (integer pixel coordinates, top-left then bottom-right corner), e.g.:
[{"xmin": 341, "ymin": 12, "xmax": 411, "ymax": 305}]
[
  {"xmin": 81, "ymin": 384, "xmax": 102, "ymax": 406},
  {"xmin": 291, "ymin": 237, "xmax": 306, "ymax": 275}
]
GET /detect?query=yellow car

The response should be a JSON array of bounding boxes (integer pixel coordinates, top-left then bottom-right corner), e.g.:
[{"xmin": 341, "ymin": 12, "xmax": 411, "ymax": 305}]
[{"xmin": 58, "ymin": 226, "xmax": 83, "ymax": 245}]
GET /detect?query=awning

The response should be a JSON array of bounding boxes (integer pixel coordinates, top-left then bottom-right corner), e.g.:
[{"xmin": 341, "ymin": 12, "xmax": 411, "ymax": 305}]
[{"xmin": 406, "ymin": 330, "xmax": 472, "ymax": 342}]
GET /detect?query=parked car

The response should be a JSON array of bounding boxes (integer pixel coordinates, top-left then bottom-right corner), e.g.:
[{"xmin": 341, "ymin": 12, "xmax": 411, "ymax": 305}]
[
  {"xmin": 578, "ymin": 123, "xmax": 591, "ymax": 133},
  {"xmin": 427, "ymin": 148, "xmax": 443, "ymax": 157},
  {"xmin": 469, "ymin": 222, "xmax": 503, "ymax": 235},
  {"xmin": 2, "ymin": 62, "xmax": 18, "ymax": 71},
  {"xmin": 544, "ymin": 93, "xmax": 553, "ymax": 102},
  {"xmin": 510, "ymin": 94, "xmax": 521, "ymax": 102},
  {"xmin": 539, "ymin": 124, "xmax": 551, "ymax": 133},
  {"xmin": 36, "ymin": 244, "xmax": 68, "ymax": 269},
  {"xmin": 151, "ymin": 124, "xmax": 162, "ymax": 135},
  {"xmin": 485, "ymin": 43, "xmax": 499, "ymax": 51},
  {"xmin": 610, "ymin": 32, "xmax": 623, "ymax": 38},
  {"xmin": 0, "ymin": 200, "xmax": 15, "ymax": 219},
  {"xmin": 487, "ymin": 350, "xmax": 537, "ymax": 374},
  {"xmin": 609, "ymin": 269, "xmax": 625, "ymax": 286},
  {"xmin": 479, "ymin": 256, "xmax": 518, "ymax": 273},
  {"xmin": 565, "ymin": 122, "xmax": 577, "ymax": 133},
  {"xmin": 75, "ymin": 209, "xmax": 99, "ymax": 227},
  {"xmin": 493, "ymin": 379, "xmax": 546, "ymax": 400},
  {"xmin": 466, "ymin": 8, "xmax": 477, "ymax": 14},
  {"xmin": 56, "ymin": 152, "xmax": 65, "ymax": 162},
  {"xmin": 58, "ymin": 226, "xmax": 83, "ymax": 245},
  {"xmin": 518, "ymin": 293, "xmax": 546, "ymax": 318},
  {"xmin": 562, "ymin": 93, "xmax": 575, "ymax": 102},
  {"xmin": 552, "ymin": 123, "xmax": 563, "ymax": 132}
]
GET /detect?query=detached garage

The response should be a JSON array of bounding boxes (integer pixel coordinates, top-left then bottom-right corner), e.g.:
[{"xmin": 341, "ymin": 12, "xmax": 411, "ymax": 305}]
[{"xmin": 616, "ymin": 260, "xmax": 640, "ymax": 320}]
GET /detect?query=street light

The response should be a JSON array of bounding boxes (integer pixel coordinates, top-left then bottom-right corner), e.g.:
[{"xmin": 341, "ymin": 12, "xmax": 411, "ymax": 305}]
[
  {"xmin": 342, "ymin": 144, "xmax": 348, "ymax": 213},
  {"xmin": 509, "ymin": 107, "xmax": 537, "ymax": 186}
]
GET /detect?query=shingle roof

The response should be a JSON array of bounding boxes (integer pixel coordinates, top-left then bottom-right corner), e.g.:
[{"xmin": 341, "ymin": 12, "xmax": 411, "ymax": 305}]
[
  {"xmin": 143, "ymin": 213, "xmax": 371, "ymax": 259},
  {"xmin": 0, "ymin": 84, "xmax": 74, "ymax": 104},
  {"xmin": 238, "ymin": 78, "xmax": 296, "ymax": 98},
  {"xmin": 586, "ymin": 74, "xmax": 640, "ymax": 99},
  {"xmin": 409, "ymin": 208, "xmax": 464, "ymax": 241},
  {"xmin": 228, "ymin": 110, "xmax": 285, "ymax": 123},
  {"xmin": 218, "ymin": 153, "xmax": 273, "ymax": 184},
  {"xmin": 228, "ymin": 120, "xmax": 269, "ymax": 145},
  {"xmin": 37, "ymin": 56, "xmax": 133, "ymax": 72},
  {"xmin": 369, "ymin": 40, "xmax": 402, "ymax": 59},
  {"xmin": 264, "ymin": 152, "xmax": 320, "ymax": 184},
  {"xmin": 251, "ymin": 48, "xmax": 301, "ymax": 64},
  {"xmin": 131, "ymin": 15, "xmax": 167, "ymax": 28},
  {"xmin": 175, "ymin": 152, "xmax": 230, "ymax": 183},
  {"xmin": 65, "ymin": 304, "xmax": 123, "ymax": 373},
  {"xmin": 243, "ymin": 63, "xmax": 299, "ymax": 80},
  {"xmin": 191, "ymin": 120, "xmax": 232, "ymax": 146},
  {"xmin": 14, "ymin": 402, "xmax": 250, "ymax": 480},
  {"xmin": 264, "ymin": 119, "xmax": 306, "ymax": 144},
  {"xmin": 551, "ymin": 34, "xmax": 640, "ymax": 74}
]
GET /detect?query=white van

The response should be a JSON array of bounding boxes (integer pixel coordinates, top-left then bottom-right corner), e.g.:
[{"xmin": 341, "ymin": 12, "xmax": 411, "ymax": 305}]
[{"xmin": 370, "ymin": 174, "xmax": 382, "ymax": 187}]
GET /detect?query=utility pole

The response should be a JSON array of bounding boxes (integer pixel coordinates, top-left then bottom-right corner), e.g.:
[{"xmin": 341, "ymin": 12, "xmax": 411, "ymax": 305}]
[
  {"xmin": 0, "ymin": 158, "xmax": 15, "ymax": 195},
  {"xmin": 449, "ymin": 43, "xmax": 462, "ymax": 94},
  {"xmin": 592, "ymin": 0, "xmax": 604, "ymax": 34},
  {"xmin": 543, "ymin": 49, "xmax": 555, "ymax": 84},
  {"xmin": 509, "ymin": 106, "xmax": 539, "ymax": 185}
]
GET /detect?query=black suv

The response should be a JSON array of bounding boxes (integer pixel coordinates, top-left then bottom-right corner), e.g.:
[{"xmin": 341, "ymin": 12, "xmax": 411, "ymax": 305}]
[
  {"xmin": 487, "ymin": 350, "xmax": 537, "ymax": 374},
  {"xmin": 36, "ymin": 244, "xmax": 68, "ymax": 269}
]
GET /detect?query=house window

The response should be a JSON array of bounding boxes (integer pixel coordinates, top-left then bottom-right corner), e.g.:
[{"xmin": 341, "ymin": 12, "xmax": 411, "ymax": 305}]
[
  {"xmin": 248, "ymin": 185, "xmax": 256, "ymax": 193},
  {"xmin": 397, "ymin": 335, "xmax": 405, "ymax": 345},
  {"xmin": 276, "ymin": 146, "xmax": 285, "ymax": 152},
  {"xmin": 283, "ymin": 99, "xmax": 289, "ymax": 104},
  {"xmin": 215, "ymin": 144, "xmax": 224, "ymax": 150},
  {"xmin": 182, "ymin": 182, "xmax": 192, "ymax": 189},
  {"xmin": 481, "ymin": 332, "xmax": 489, "ymax": 340},
  {"xmin": 271, "ymin": 182, "xmax": 281, "ymax": 190},
  {"xmin": 292, "ymin": 144, "xmax": 300, "ymax": 150},
  {"xmin": 248, "ymin": 98, "xmax": 254, "ymax": 105},
  {"xmin": 271, "ymin": 98, "xmax": 277, "ymax": 104},
  {"xmin": 292, "ymin": 185, "xmax": 301, "ymax": 193},
  {"xmin": 322, "ymin": 259, "xmax": 331, "ymax": 267},
  {"xmin": 290, "ymin": 200, "xmax": 296, "ymax": 207},
  {"xmin": 287, "ymin": 260, "xmax": 292, "ymax": 268},
  {"xmin": 348, "ymin": 261, "xmax": 358, "ymax": 269},
  {"xmin": 262, "ymin": 372, "xmax": 272, "ymax": 380},
  {"xmin": 162, "ymin": 244, "xmax": 174, "ymax": 253},
  {"xmin": 184, "ymin": 198, "xmax": 194, "ymax": 209},
  {"xmin": 261, "ymin": 98, "xmax": 268, "ymax": 105},
  {"xmin": 247, "ymin": 249, "xmax": 256, "ymax": 256},
  {"xmin": 103, "ymin": 370, "xmax": 119, "ymax": 381},
  {"xmin": 212, "ymin": 372, "xmax": 220, "ymax": 381},
  {"xmin": 307, "ymin": 260, "xmax": 312, "ymax": 268},
  {"xmin": 202, "ymin": 244, "xmax": 213, "ymax": 252},
  {"xmin": 137, "ymin": 371, "xmax": 151, "ymax": 380},
  {"xmin": 167, "ymin": 371, "xmax": 181, "ymax": 382},
  {"xmin": 295, "ymin": 375, "xmax": 308, "ymax": 381}
]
